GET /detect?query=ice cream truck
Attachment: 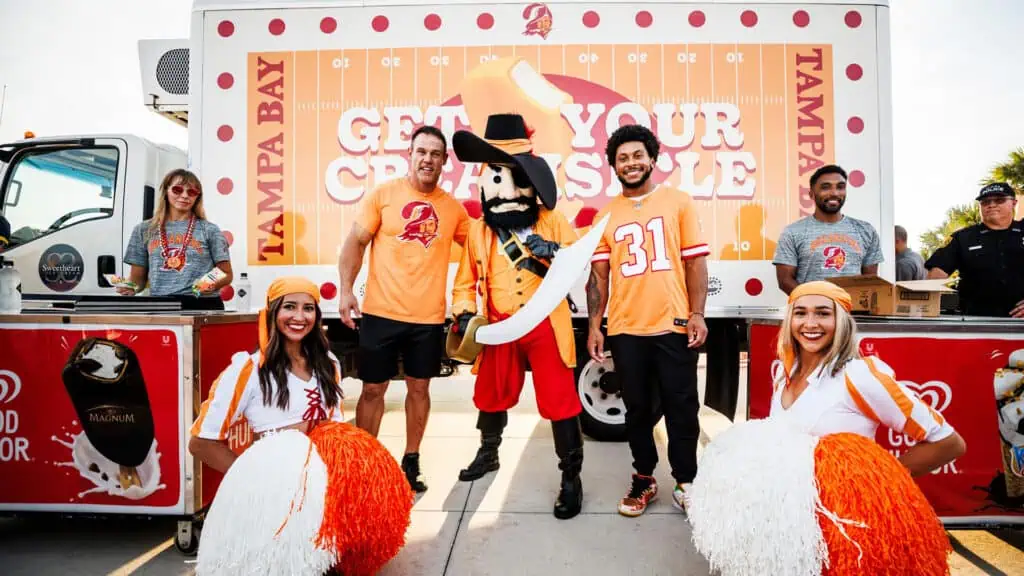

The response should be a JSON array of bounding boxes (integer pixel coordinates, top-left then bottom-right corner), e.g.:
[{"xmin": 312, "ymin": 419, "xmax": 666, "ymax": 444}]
[{"xmin": 0, "ymin": 0, "xmax": 896, "ymax": 445}]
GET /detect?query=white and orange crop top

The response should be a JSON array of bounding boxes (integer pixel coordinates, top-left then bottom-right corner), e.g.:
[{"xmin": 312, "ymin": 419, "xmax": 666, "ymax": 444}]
[
  {"xmin": 190, "ymin": 350, "xmax": 344, "ymax": 439},
  {"xmin": 770, "ymin": 355, "xmax": 955, "ymax": 443}
]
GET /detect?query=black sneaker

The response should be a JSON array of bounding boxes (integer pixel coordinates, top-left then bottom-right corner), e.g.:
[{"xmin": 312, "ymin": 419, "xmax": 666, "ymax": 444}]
[{"xmin": 402, "ymin": 453, "xmax": 428, "ymax": 493}]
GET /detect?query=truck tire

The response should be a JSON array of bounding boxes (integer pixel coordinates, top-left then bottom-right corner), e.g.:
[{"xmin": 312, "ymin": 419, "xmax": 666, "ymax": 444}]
[{"xmin": 573, "ymin": 332, "xmax": 662, "ymax": 442}]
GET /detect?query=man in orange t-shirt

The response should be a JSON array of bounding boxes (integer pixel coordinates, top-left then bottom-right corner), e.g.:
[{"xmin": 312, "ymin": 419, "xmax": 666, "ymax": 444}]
[
  {"xmin": 337, "ymin": 125, "xmax": 470, "ymax": 493},
  {"xmin": 586, "ymin": 124, "xmax": 709, "ymax": 518},
  {"xmin": 448, "ymin": 114, "xmax": 585, "ymax": 520}
]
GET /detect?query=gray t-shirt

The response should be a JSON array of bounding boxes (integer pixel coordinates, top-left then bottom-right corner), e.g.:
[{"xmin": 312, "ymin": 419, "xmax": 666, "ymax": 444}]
[
  {"xmin": 895, "ymin": 249, "xmax": 926, "ymax": 281},
  {"xmin": 124, "ymin": 218, "xmax": 230, "ymax": 296},
  {"xmin": 772, "ymin": 215, "xmax": 883, "ymax": 283}
]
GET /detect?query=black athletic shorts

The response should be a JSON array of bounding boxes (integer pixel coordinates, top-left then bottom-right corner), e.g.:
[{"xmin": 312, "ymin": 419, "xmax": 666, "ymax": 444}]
[{"xmin": 357, "ymin": 313, "xmax": 445, "ymax": 383}]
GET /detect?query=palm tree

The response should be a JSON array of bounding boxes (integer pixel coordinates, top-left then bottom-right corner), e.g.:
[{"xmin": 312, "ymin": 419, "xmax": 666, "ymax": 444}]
[
  {"xmin": 983, "ymin": 147, "xmax": 1024, "ymax": 193},
  {"xmin": 918, "ymin": 203, "xmax": 981, "ymax": 262}
]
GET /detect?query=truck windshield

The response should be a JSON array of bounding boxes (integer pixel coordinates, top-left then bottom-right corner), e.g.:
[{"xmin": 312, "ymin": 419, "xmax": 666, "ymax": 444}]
[{"xmin": 0, "ymin": 145, "xmax": 118, "ymax": 249}]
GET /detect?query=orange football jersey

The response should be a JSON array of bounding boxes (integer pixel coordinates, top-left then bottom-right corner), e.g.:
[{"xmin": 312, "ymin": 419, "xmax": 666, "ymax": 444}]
[
  {"xmin": 355, "ymin": 178, "xmax": 469, "ymax": 324},
  {"xmin": 591, "ymin": 185, "xmax": 708, "ymax": 336}
]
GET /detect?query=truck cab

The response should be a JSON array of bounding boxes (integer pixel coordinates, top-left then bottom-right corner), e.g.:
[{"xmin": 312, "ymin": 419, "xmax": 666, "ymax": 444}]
[{"xmin": 0, "ymin": 135, "xmax": 186, "ymax": 297}]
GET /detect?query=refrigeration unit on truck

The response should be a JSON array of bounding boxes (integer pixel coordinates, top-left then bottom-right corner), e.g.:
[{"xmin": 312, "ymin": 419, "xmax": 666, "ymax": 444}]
[{"xmin": 0, "ymin": 0, "xmax": 895, "ymax": 442}]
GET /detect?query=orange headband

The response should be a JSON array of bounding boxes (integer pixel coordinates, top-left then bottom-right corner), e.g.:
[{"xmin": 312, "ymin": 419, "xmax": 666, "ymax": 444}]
[
  {"xmin": 258, "ymin": 276, "xmax": 321, "ymax": 366},
  {"xmin": 788, "ymin": 281, "xmax": 853, "ymax": 312},
  {"xmin": 781, "ymin": 281, "xmax": 854, "ymax": 380}
]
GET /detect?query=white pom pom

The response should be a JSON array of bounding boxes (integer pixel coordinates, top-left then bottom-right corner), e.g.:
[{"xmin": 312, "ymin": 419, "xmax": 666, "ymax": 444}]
[
  {"xmin": 196, "ymin": 429, "xmax": 336, "ymax": 575},
  {"xmin": 687, "ymin": 418, "xmax": 826, "ymax": 576}
]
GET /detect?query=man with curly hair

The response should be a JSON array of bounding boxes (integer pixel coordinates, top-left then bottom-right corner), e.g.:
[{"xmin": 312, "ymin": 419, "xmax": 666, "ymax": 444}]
[{"xmin": 586, "ymin": 124, "xmax": 709, "ymax": 518}]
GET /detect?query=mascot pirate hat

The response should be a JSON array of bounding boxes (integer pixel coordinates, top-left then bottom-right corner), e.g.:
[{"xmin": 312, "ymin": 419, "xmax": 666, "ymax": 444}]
[{"xmin": 452, "ymin": 113, "xmax": 558, "ymax": 210}]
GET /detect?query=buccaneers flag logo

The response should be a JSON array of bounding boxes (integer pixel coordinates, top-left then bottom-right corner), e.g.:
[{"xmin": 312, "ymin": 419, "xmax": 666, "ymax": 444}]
[
  {"xmin": 523, "ymin": 3, "xmax": 553, "ymax": 39},
  {"xmin": 398, "ymin": 201, "xmax": 440, "ymax": 248},
  {"xmin": 822, "ymin": 245, "xmax": 847, "ymax": 271}
]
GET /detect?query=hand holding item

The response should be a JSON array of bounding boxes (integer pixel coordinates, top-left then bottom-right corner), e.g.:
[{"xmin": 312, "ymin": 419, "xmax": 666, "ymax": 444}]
[
  {"xmin": 454, "ymin": 312, "xmax": 474, "ymax": 335},
  {"xmin": 107, "ymin": 275, "xmax": 139, "ymax": 296},
  {"xmin": 192, "ymin": 268, "xmax": 227, "ymax": 296},
  {"xmin": 524, "ymin": 234, "xmax": 559, "ymax": 259}
]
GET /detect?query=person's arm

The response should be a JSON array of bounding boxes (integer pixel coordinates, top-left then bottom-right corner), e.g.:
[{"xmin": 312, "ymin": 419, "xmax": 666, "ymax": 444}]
[
  {"xmin": 772, "ymin": 227, "xmax": 800, "ymax": 294},
  {"xmin": 188, "ymin": 355, "xmax": 254, "ymax": 473},
  {"xmin": 337, "ymin": 189, "xmax": 382, "ymax": 329},
  {"xmin": 451, "ymin": 227, "xmax": 479, "ymax": 332},
  {"xmin": 121, "ymin": 224, "xmax": 150, "ymax": 295},
  {"xmin": 453, "ymin": 201, "xmax": 471, "ymax": 247},
  {"xmin": 684, "ymin": 256, "xmax": 709, "ymax": 348},
  {"xmin": 201, "ymin": 224, "xmax": 234, "ymax": 293},
  {"xmin": 861, "ymin": 223, "xmax": 884, "ymax": 274},
  {"xmin": 923, "ymin": 233, "xmax": 960, "ymax": 280},
  {"xmin": 586, "ymin": 260, "xmax": 610, "ymax": 362},
  {"xmin": 847, "ymin": 357, "xmax": 966, "ymax": 477},
  {"xmin": 679, "ymin": 195, "xmax": 710, "ymax": 347}
]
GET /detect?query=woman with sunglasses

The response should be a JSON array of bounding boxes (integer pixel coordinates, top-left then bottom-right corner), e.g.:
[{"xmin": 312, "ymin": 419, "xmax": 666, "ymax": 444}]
[{"xmin": 120, "ymin": 169, "xmax": 232, "ymax": 310}]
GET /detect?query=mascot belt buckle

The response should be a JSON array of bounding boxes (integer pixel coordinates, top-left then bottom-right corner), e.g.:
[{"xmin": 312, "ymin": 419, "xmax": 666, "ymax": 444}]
[{"xmin": 500, "ymin": 235, "xmax": 529, "ymax": 268}]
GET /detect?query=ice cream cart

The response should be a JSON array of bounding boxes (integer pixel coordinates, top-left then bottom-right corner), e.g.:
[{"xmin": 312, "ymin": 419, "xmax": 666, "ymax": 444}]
[{"xmin": 0, "ymin": 309, "xmax": 259, "ymax": 553}]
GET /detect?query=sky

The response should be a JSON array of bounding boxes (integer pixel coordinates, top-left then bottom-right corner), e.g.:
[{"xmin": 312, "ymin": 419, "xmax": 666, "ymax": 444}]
[{"xmin": 0, "ymin": 0, "xmax": 1021, "ymax": 249}]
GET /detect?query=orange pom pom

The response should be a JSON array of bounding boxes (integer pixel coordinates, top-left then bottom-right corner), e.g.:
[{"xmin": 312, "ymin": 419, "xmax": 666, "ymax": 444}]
[
  {"xmin": 309, "ymin": 422, "xmax": 414, "ymax": 576},
  {"xmin": 814, "ymin": 433, "xmax": 951, "ymax": 576}
]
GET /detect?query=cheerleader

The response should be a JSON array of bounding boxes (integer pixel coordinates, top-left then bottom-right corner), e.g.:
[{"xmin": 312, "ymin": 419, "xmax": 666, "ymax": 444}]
[{"xmin": 771, "ymin": 280, "xmax": 966, "ymax": 475}]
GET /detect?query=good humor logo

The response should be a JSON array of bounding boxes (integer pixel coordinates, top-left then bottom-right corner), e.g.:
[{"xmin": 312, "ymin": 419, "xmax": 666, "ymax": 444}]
[{"xmin": 888, "ymin": 379, "xmax": 960, "ymax": 475}]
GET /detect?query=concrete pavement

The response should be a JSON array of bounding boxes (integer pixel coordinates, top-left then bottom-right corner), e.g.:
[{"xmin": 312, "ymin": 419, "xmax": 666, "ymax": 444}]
[{"xmin": 0, "ymin": 366, "xmax": 1022, "ymax": 575}]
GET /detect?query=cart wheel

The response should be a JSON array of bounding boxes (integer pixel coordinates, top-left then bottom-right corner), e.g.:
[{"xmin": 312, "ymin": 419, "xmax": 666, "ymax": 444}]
[{"xmin": 175, "ymin": 519, "xmax": 202, "ymax": 555}]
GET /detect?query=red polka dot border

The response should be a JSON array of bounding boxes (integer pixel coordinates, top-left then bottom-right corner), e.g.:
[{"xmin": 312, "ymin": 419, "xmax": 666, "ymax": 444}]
[
  {"xmin": 209, "ymin": 9, "xmax": 875, "ymax": 35},
  {"xmin": 849, "ymin": 171, "xmax": 866, "ymax": 188},
  {"xmin": 217, "ymin": 178, "xmax": 233, "ymax": 195},
  {"xmin": 217, "ymin": 125, "xmax": 234, "ymax": 142}
]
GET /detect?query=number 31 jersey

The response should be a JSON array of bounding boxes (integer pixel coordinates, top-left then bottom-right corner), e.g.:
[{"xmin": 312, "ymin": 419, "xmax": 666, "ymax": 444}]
[{"xmin": 591, "ymin": 185, "xmax": 709, "ymax": 336}]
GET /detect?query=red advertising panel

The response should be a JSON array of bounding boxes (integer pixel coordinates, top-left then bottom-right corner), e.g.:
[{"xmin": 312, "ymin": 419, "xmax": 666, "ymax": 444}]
[
  {"xmin": 0, "ymin": 324, "xmax": 183, "ymax": 513},
  {"xmin": 195, "ymin": 321, "xmax": 259, "ymax": 509},
  {"xmin": 748, "ymin": 321, "xmax": 1024, "ymax": 524}
]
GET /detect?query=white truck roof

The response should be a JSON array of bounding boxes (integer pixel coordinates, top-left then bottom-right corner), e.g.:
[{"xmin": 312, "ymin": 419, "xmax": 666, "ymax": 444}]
[{"xmin": 192, "ymin": 0, "xmax": 889, "ymax": 9}]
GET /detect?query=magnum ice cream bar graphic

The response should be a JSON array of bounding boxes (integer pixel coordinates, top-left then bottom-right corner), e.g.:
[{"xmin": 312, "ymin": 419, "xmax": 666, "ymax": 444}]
[
  {"xmin": 61, "ymin": 338, "xmax": 155, "ymax": 491},
  {"xmin": 994, "ymin": 349, "xmax": 1024, "ymax": 501}
]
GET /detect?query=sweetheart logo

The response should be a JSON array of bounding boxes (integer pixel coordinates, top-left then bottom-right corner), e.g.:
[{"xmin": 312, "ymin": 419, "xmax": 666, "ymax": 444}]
[{"xmin": 38, "ymin": 243, "xmax": 84, "ymax": 292}]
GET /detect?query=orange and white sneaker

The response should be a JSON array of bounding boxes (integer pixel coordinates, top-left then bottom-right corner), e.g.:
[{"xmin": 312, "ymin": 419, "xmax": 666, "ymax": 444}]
[
  {"xmin": 617, "ymin": 474, "xmax": 658, "ymax": 517},
  {"xmin": 672, "ymin": 482, "xmax": 691, "ymax": 514}
]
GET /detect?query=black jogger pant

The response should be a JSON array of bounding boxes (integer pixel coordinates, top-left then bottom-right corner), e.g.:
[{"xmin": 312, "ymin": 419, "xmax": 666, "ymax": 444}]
[{"xmin": 608, "ymin": 332, "xmax": 700, "ymax": 484}]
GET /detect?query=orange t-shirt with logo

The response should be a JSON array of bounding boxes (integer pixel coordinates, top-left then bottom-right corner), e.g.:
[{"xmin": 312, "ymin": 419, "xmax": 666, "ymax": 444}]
[
  {"xmin": 356, "ymin": 178, "xmax": 470, "ymax": 324},
  {"xmin": 591, "ymin": 186, "xmax": 709, "ymax": 336}
]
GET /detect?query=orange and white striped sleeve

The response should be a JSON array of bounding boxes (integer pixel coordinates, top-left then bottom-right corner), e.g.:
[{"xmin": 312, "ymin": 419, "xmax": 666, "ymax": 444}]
[
  {"xmin": 678, "ymin": 192, "xmax": 709, "ymax": 261},
  {"xmin": 844, "ymin": 357, "xmax": 955, "ymax": 443},
  {"xmin": 190, "ymin": 352, "xmax": 257, "ymax": 441}
]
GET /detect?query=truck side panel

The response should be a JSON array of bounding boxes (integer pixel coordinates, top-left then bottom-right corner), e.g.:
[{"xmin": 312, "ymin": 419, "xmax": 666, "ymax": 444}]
[{"xmin": 193, "ymin": 3, "xmax": 889, "ymax": 316}]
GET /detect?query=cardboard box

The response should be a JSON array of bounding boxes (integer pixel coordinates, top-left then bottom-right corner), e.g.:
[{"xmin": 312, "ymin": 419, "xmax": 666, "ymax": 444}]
[{"xmin": 826, "ymin": 275, "xmax": 954, "ymax": 317}]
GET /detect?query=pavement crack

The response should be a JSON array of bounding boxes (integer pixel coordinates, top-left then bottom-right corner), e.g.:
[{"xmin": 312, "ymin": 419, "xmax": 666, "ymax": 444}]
[{"xmin": 441, "ymin": 481, "xmax": 473, "ymax": 575}]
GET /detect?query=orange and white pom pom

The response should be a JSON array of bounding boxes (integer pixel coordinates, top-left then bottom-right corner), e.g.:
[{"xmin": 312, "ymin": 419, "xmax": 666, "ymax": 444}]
[
  {"xmin": 310, "ymin": 421, "xmax": 414, "ymax": 576},
  {"xmin": 196, "ymin": 429, "xmax": 336, "ymax": 576},
  {"xmin": 688, "ymin": 419, "xmax": 951, "ymax": 576}
]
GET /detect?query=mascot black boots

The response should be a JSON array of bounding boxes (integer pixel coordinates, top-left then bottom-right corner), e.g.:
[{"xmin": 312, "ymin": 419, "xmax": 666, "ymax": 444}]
[
  {"xmin": 552, "ymin": 417, "xmax": 584, "ymax": 520},
  {"xmin": 459, "ymin": 410, "xmax": 507, "ymax": 481}
]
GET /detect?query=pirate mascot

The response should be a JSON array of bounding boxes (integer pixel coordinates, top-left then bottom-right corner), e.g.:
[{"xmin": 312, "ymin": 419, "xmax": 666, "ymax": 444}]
[{"xmin": 447, "ymin": 113, "xmax": 585, "ymax": 520}]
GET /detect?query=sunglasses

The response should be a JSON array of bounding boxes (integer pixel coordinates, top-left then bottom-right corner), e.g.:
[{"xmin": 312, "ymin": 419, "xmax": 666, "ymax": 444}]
[{"xmin": 170, "ymin": 184, "xmax": 201, "ymax": 198}]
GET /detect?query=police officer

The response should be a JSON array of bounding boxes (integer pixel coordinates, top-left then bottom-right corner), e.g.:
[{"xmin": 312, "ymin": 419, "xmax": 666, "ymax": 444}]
[{"xmin": 925, "ymin": 182, "xmax": 1024, "ymax": 318}]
